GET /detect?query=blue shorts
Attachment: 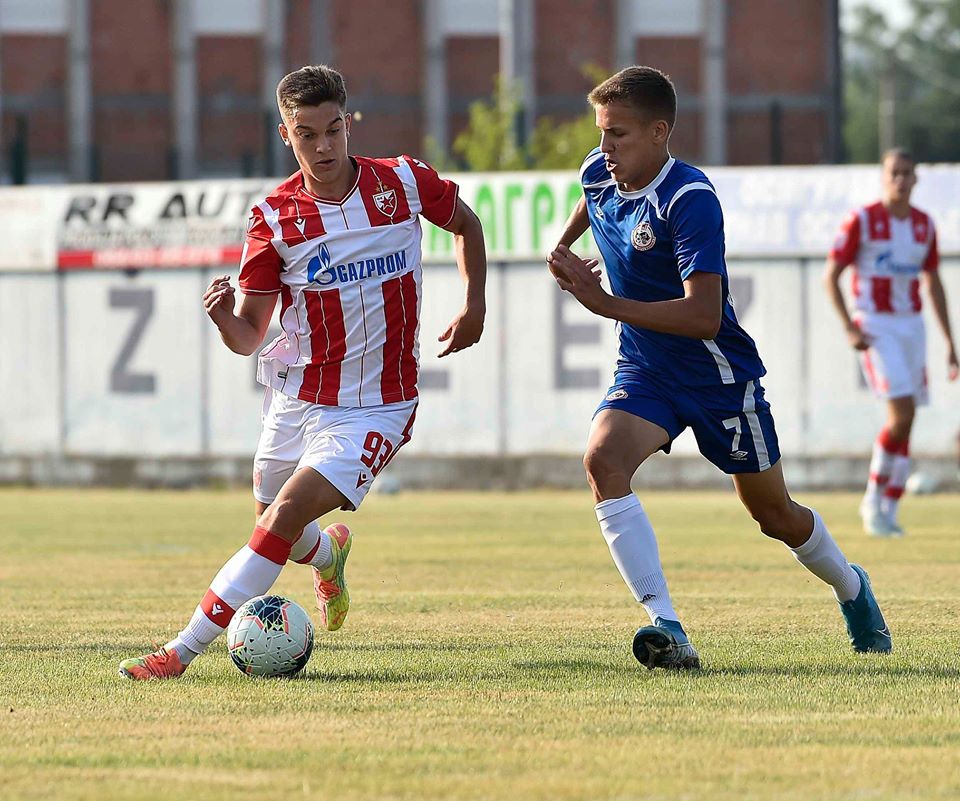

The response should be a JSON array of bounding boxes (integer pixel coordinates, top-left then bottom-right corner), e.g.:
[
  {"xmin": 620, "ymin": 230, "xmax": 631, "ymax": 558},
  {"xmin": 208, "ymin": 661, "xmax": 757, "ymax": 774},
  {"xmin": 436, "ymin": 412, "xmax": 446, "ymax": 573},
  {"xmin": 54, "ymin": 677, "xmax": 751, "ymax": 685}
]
[{"xmin": 595, "ymin": 367, "xmax": 781, "ymax": 475}]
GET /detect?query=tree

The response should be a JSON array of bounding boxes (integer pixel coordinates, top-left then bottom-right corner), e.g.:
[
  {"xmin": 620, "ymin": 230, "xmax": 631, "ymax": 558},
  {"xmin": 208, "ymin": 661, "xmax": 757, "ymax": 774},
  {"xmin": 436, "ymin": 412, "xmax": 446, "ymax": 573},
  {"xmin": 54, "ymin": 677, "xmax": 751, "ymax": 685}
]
[
  {"xmin": 446, "ymin": 67, "xmax": 603, "ymax": 172},
  {"xmin": 844, "ymin": 0, "xmax": 960, "ymax": 162}
]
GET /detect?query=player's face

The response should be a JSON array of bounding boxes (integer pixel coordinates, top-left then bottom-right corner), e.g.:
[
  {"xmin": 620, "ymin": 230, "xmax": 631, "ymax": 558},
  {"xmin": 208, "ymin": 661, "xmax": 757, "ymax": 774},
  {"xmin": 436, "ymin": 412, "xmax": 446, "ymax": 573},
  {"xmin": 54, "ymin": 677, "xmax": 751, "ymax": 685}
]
[
  {"xmin": 595, "ymin": 102, "xmax": 669, "ymax": 191},
  {"xmin": 882, "ymin": 155, "xmax": 916, "ymax": 204},
  {"xmin": 279, "ymin": 102, "xmax": 352, "ymax": 187}
]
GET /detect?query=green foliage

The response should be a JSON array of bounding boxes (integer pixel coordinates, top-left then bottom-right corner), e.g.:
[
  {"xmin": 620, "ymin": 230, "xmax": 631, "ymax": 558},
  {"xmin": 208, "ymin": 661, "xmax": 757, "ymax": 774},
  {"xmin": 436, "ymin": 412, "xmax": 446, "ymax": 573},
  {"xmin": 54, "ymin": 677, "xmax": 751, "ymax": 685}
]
[
  {"xmin": 449, "ymin": 69, "xmax": 602, "ymax": 172},
  {"xmin": 844, "ymin": 0, "xmax": 960, "ymax": 162},
  {"xmin": 452, "ymin": 76, "xmax": 529, "ymax": 171}
]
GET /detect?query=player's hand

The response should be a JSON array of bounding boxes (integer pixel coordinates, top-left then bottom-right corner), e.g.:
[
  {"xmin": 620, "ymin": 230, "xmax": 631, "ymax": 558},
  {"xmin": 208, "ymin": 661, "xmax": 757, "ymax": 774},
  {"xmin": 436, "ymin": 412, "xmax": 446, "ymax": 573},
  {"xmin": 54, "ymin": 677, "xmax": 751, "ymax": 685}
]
[
  {"xmin": 547, "ymin": 245, "xmax": 605, "ymax": 314},
  {"xmin": 203, "ymin": 274, "xmax": 236, "ymax": 325},
  {"xmin": 947, "ymin": 344, "xmax": 959, "ymax": 382},
  {"xmin": 437, "ymin": 303, "xmax": 484, "ymax": 357},
  {"xmin": 845, "ymin": 322, "xmax": 871, "ymax": 351}
]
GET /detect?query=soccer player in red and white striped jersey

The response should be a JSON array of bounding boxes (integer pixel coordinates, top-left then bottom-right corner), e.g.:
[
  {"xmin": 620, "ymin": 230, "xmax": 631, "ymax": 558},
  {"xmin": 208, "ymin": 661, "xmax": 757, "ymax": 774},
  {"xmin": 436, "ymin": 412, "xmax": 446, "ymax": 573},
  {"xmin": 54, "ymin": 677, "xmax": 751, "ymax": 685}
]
[
  {"xmin": 120, "ymin": 65, "xmax": 487, "ymax": 679},
  {"xmin": 825, "ymin": 148, "xmax": 957, "ymax": 537}
]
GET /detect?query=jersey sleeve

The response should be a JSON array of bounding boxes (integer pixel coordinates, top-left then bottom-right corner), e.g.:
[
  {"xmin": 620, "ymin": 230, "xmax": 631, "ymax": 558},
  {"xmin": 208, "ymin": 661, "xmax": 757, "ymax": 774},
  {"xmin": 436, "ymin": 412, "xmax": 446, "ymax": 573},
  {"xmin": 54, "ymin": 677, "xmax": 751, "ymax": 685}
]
[
  {"xmin": 402, "ymin": 155, "xmax": 459, "ymax": 228},
  {"xmin": 238, "ymin": 206, "xmax": 282, "ymax": 294},
  {"xmin": 829, "ymin": 210, "xmax": 861, "ymax": 267},
  {"xmin": 669, "ymin": 189, "xmax": 725, "ymax": 281},
  {"xmin": 923, "ymin": 224, "xmax": 939, "ymax": 272}
]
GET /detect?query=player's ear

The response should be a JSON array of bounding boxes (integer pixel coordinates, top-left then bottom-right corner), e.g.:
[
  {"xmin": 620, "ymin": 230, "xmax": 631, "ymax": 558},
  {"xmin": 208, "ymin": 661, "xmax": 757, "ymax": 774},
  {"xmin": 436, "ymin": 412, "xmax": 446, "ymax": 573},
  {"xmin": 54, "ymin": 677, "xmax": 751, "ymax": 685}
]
[
  {"xmin": 278, "ymin": 122, "xmax": 291, "ymax": 147},
  {"xmin": 344, "ymin": 112, "xmax": 352, "ymax": 138},
  {"xmin": 652, "ymin": 119, "xmax": 670, "ymax": 145}
]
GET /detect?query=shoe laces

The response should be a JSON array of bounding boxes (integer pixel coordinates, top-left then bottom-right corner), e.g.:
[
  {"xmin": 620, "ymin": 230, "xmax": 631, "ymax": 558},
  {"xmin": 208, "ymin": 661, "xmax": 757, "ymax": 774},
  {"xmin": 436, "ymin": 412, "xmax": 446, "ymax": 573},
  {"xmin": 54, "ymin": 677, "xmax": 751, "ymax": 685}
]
[{"xmin": 141, "ymin": 647, "xmax": 184, "ymax": 678}]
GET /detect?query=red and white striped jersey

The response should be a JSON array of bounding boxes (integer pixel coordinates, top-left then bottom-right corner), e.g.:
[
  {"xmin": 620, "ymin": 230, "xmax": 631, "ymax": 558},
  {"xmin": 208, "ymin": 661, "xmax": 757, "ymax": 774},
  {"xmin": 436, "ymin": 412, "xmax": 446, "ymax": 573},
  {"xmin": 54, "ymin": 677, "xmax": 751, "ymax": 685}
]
[
  {"xmin": 830, "ymin": 201, "xmax": 939, "ymax": 315},
  {"xmin": 239, "ymin": 155, "xmax": 458, "ymax": 406}
]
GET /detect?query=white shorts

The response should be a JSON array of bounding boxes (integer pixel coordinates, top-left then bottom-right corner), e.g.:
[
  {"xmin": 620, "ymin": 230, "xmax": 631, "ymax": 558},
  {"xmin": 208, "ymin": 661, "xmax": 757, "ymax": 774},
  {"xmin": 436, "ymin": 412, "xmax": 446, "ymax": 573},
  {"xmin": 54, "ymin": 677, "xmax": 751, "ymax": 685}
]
[
  {"xmin": 253, "ymin": 389, "xmax": 418, "ymax": 511},
  {"xmin": 855, "ymin": 312, "xmax": 928, "ymax": 405}
]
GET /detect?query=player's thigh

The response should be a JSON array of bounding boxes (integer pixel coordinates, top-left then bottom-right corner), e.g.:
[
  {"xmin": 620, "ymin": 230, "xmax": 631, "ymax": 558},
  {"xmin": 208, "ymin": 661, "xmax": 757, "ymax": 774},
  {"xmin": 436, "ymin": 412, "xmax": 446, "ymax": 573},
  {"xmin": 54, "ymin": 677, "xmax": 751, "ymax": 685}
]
[
  {"xmin": 254, "ymin": 389, "xmax": 306, "ymax": 505},
  {"xmin": 859, "ymin": 323, "xmax": 911, "ymax": 399},
  {"xmin": 685, "ymin": 379, "xmax": 781, "ymax": 475},
  {"xmin": 298, "ymin": 400, "xmax": 418, "ymax": 513},
  {"xmin": 258, "ymin": 467, "xmax": 349, "ymax": 540}
]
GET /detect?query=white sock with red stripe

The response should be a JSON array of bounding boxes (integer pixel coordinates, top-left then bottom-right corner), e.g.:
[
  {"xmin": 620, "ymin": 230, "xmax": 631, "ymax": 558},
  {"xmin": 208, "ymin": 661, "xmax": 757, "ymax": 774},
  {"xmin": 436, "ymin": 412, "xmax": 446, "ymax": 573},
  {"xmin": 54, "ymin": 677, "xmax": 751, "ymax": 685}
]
[
  {"xmin": 289, "ymin": 521, "xmax": 334, "ymax": 570},
  {"xmin": 789, "ymin": 508, "xmax": 861, "ymax": 602},
  {"xmin": 863, "ymin": 428, "xmax": 901, "ymax": 514},
  {"xmin": 596, "ymin": 495, "xmax": 680, "ymax": 624},
  {"xmin": 882, "ymin": 444, "xmax": 911, "ymax": 523},
  {"xmin": 166, "ymin": 526, "xmax": 292, "ymax": 664}
]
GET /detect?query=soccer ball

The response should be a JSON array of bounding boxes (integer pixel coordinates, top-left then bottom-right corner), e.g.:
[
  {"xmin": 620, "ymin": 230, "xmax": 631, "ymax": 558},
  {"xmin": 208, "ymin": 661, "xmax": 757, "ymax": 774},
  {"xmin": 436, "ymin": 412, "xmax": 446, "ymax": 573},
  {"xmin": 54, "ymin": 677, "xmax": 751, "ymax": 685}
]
[{"xmin": 226, "ymin": 595, "xmax": 314, "ymax": 677}]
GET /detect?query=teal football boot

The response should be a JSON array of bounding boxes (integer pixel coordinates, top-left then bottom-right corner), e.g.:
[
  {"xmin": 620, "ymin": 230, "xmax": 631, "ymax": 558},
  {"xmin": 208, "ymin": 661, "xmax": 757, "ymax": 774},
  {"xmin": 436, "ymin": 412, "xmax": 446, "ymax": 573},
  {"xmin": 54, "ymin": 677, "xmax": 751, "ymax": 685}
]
[
  {"xmin": 839, "ymin": 564, "xmax": 892, "ymax": 653},
  {"xmin": 632, "ymin": 617, "xmax": 701, "ymax": 670}
]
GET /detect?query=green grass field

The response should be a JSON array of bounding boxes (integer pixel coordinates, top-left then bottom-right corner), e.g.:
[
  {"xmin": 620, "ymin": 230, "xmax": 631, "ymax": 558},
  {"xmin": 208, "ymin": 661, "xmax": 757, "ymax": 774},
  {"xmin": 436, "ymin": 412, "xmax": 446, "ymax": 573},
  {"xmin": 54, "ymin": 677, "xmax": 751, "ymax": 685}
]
[{"xmin": 1, "ymin": 488, "xmax": 958, "ymax": 801}]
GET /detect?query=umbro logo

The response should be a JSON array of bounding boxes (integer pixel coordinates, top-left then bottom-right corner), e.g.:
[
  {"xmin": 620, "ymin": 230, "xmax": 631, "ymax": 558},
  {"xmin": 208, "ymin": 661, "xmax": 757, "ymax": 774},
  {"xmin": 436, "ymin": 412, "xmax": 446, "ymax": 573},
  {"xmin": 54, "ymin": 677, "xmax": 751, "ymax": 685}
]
[
  {"xmin": 212, "ymin": 603, "xmax": 223, "ymax": 616},
  {"xmin": 729, "ymin": 450, "xmax": 749, "ymax": 461},
  {"xmin": 356, "ymin": 472, "xmax": 369, "ymax": 488},
  {"xmin": 640, "ymin": 593, "xmax": 656, "ymax": 603}
]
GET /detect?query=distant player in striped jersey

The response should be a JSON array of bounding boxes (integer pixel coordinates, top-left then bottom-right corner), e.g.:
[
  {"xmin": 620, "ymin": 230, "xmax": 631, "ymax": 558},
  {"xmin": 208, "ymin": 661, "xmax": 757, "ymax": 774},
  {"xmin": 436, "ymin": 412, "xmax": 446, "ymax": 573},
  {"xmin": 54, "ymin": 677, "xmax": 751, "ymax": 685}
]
[
  {"xmin": 548, "ymin": 66, "xmax": 890, "ymax": 669},
  {"xmin": 120, "ymin": 65, "xmax": 487, "ymax": 679},
  {"xmin": 825, "ymin": 148, "xmax": 957, "ymax": 537}
]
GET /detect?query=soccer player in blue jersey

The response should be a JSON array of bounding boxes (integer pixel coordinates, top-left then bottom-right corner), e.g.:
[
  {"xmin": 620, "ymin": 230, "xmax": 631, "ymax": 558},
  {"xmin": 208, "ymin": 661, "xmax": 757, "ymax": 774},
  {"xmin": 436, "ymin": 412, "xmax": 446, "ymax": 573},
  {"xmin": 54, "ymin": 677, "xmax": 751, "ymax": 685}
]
[{"xmin": 548, "ymin": 66, "xmax": 891, "ymax": 669}]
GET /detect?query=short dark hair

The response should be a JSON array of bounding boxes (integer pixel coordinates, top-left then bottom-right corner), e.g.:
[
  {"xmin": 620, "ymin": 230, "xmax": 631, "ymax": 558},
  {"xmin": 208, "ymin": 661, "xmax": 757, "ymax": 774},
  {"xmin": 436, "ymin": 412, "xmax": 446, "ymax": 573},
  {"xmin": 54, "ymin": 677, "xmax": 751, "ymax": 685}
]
[
  {"xmin": 588, "ymin": 66, "xmax": 677, "ymax": 128},
  {"xmin": 276, "ymin": 65, "xmax": 347, "ymax": 117},
  {"xmin": 882, "ymin": 146, "xmax": 915, "ymax": 166}
]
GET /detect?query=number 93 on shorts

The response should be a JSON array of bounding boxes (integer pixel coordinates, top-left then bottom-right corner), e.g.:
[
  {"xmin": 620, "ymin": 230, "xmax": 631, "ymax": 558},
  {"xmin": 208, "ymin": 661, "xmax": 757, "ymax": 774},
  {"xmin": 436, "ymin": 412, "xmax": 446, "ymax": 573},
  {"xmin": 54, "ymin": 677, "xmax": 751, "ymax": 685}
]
[{"xmin": 253, "ymin": 389, "xmax": 418, "ymax": 510}]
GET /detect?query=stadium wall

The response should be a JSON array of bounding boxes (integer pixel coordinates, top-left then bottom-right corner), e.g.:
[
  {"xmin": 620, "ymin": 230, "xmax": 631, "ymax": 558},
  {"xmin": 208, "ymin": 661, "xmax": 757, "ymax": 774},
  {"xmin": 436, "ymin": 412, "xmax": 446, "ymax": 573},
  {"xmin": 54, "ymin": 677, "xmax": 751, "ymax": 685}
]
[{"xmin": 1, "ymin": 165, "xmax": 958, "ymax": 490}]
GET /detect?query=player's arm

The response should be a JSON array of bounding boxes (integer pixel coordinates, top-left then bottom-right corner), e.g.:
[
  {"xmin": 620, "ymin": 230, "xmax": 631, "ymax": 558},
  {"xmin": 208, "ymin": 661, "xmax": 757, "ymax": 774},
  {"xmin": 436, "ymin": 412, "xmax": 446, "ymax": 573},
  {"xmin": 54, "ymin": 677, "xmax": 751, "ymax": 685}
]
[
  {"xmin": 548, "ymin": 196, "xmax": 590, "ymax": 283},
  {"xmin": 436, "ymin": 197, "xmax": 486, "ymax": 357},
  {"xmin": 823, "ymin": 258, "xmax": 870, "ymax": 351},
  {"xmin": 548, "ymin": 245, "xmax": 722, "ymax": 338},
  {"xmin": 823, "ymin": 211, "xmax": 869, "ymax": 350},
  {"xmin": 203, "ymin": 275, "xmax": 277, "ymax": 356},
  {"xmin": 922, "ymin": 269, "xmax": 959, "ymax": 380}
]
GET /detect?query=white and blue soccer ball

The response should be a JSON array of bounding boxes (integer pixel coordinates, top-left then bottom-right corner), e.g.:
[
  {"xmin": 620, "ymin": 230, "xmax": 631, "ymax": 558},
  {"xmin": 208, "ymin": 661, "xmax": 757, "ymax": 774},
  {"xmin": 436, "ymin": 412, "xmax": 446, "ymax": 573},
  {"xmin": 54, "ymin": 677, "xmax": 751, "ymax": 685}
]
[{"xmin": 226, "ymin": 595, "xmax": 314, "ymax": 677}]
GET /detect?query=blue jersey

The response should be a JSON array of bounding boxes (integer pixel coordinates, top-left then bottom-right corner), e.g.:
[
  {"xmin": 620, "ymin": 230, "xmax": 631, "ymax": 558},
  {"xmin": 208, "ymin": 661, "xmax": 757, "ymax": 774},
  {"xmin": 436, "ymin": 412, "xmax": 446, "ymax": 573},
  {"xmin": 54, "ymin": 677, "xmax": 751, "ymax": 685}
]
[{"xmin": 580, "ymin": 149, "xmax": 765, "ymax": 387}]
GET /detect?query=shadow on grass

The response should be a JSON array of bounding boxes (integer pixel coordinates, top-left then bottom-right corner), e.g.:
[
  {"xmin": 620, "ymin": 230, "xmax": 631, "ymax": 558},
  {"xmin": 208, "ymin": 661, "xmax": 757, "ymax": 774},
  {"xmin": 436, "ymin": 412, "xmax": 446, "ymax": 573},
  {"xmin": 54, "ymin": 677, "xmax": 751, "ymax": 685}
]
[{"xmin": 700, "ymin": 663, "xmax": 960, "ymax": 680}]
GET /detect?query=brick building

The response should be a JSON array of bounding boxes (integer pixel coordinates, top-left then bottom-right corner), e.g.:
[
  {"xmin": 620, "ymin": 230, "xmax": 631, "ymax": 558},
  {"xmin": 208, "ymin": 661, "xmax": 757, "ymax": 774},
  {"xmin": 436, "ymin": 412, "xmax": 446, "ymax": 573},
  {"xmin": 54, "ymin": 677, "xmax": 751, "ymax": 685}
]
[{"xmin": 0, "ymin": 0, "xmax": 842, "ymax": 183}]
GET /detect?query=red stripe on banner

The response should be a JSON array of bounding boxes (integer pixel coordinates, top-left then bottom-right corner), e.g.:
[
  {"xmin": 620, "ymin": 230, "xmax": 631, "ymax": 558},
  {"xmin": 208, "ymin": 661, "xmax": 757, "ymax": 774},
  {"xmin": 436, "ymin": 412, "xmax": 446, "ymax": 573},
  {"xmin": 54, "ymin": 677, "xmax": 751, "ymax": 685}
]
[
  {"xmin": 58, "ymin": 250, "xmax": 96, "ymax": 268},
  {"xmin": 909, "ymin": 278, "xmax": 921, "ymax": 312},
  {"xmin": 398, "ymin": 271, "xmax": 419, "ymax": 400},
  {"xmin": 869, "ymin": 473, "xmax": 889, "ymax": 486},
  {"xmin": 883, "ymin": 486, "xmax": 905, "ymax": 500},
  {"xmin": 248, "ymin": 525, "xmax": 292, "ymax": 565},
  {"xmin": 380, "ymin": 276, "xmax": 405, "ymax": 403},
  {"xmin": 58, "ymin": 246, "xmax": 245, "ymax": 270},
  {"xmin": 201, "ymin": 589, "xmax": 236, "ymax": 627},
  {"xmin": 871, "ymin": 276, "xmax": 893, "ymax": 312}
]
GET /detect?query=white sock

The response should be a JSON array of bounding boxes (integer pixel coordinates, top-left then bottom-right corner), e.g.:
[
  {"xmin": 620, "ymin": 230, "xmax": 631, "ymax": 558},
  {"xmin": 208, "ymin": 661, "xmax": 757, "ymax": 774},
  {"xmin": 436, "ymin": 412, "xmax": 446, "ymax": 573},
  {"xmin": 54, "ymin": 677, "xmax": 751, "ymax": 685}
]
[
  {"xmin": 596, "ymin": 494, "xmax": 679, "ymax": 624},
  {"xmin": 882, "ymin": 454, "xmax": 910, "ymax": 522},
  {"xmin": 168, "ymin": 526, "xmax": 291, "ymax": 661},
  {"xmin": 289, "ymin": 520, "xmax": 334, "ymax": 570},
  {"xmin": 789, "ymin": 508, "xmax": 861, "ymax": 602},
  {"xmin": 863, "ymin": 435, "xmax": 895, "ymax": 512}
]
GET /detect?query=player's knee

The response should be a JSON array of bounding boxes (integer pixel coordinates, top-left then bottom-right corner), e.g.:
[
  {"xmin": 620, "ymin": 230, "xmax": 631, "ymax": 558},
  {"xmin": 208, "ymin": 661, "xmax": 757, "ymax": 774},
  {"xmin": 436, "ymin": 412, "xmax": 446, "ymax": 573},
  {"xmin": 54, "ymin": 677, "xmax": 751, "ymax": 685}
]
[
  {"xmin": 583, "ymin": 447, "xmax": 623, "ymax": 488},
  {"xmin": 749, "ymin": 504, "xmax": 795, "ymax": 541},
  {"xmin": 256, "ymin": 498, "xmax": 302, "ymax": 542}
]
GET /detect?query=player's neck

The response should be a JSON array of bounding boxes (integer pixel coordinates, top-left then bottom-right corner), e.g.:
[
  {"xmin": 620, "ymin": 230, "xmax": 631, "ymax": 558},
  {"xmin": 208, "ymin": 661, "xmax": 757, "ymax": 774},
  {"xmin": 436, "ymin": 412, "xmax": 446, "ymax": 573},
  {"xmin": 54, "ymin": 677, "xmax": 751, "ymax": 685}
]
[
  {"xmin": 619, "ymin": 152, "xmax": 671, "ymax": 193},
  {"xmin": 882, "ymin": 197, "xmax": 911, "ymax": 219},
  {"xmin": 302, "ymin": 158, "xmax": 359, "ymax": 201}
]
